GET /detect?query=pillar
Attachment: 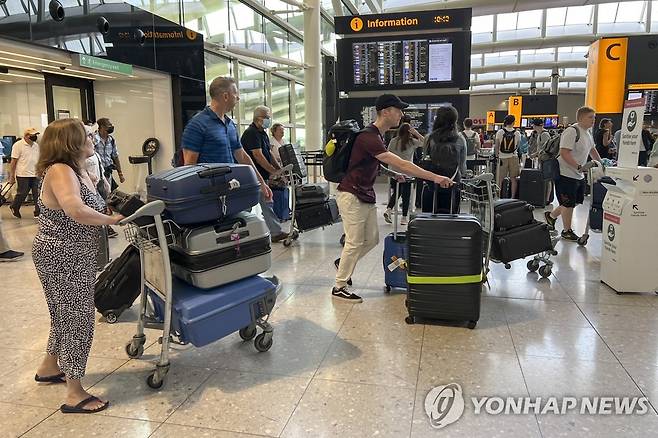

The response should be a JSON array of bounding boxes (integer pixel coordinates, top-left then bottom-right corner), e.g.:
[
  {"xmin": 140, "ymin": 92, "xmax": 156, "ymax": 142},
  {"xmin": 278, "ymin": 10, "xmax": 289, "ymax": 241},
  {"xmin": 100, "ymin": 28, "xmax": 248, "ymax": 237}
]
[{"xmin": 304, "ymin": 0, "xmax": 322, "ymax": 150}]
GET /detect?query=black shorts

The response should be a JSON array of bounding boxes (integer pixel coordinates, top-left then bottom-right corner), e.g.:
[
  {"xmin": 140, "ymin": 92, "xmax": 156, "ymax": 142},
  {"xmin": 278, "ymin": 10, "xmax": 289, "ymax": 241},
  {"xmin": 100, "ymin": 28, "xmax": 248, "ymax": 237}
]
[{"xmin": 555, "ymin": 175, "xmax": 585, "ymax": 208}]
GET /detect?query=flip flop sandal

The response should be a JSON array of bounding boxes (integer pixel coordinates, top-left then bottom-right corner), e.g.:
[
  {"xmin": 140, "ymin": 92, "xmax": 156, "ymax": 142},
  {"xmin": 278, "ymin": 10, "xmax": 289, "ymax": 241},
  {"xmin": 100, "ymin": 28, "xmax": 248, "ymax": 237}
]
[
  {"xmin": 34, "ymin": 372, "xmax": 66, "ymax": 384},
  {"xmin": 60, "ymin": 396, "xmax": 110, "ymax": 414}
]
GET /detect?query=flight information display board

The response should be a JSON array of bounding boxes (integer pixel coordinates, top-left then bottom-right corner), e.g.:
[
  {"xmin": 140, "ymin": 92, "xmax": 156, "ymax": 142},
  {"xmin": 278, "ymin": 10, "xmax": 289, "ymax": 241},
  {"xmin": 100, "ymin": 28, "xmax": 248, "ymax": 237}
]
[{"xmin": 338, "ymin": 32, "xmax": 470, "ymax": 92}]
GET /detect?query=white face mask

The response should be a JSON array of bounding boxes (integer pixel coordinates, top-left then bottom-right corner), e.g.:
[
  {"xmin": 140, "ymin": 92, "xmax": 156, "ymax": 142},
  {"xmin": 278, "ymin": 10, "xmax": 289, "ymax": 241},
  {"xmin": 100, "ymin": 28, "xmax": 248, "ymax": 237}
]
[{"xmin": 262, "ymin": 118, "xmax": 272, "ymax": 129}]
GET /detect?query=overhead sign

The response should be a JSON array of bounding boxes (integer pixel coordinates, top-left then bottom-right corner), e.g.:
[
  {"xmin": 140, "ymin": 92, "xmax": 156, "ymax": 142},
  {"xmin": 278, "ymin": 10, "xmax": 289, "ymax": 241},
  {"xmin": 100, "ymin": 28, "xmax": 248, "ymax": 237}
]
[
  {"xmin": 77, "ymin": 54, "xmax": 132, "ymax": 76},
  {"xmin": 335, "ymin": 9, "xmax": 472, "ymax": 35},
  {"xmin": 617, "ymin": 97, "xmax": 645, "ymax": 167},
  {"xmin": 508, "ymin": 96, "xmax": 523, "ymax": 128},
  {"xmin": 487, "ymin": 111, "xmax": 495, "ymax": 125},
  {"xmin": 585, "ymin": 37, "xmax": 628, "ymax": 114}
]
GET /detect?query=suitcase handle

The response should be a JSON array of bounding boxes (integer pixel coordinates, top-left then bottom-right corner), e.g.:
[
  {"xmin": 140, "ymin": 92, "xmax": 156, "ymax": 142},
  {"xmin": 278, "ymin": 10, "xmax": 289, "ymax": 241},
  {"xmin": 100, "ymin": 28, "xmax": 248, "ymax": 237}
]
[
  {"xmin": 213, "ymin": 217, "xmax": 247, "ymax": 234},
  {"xmin": 197, "ymin": 166, "xmax": 232, "ymax": 178}
]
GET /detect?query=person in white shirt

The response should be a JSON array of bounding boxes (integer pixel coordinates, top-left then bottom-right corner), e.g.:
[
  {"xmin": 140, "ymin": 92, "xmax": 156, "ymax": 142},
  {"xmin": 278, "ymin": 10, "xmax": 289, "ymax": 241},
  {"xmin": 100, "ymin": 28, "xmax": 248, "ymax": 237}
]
[
  {"xmin": 544, "ymin": 106, "xmax": 603, "ymax": 241},
  {"xmin": 462, "ymin": 118, "xmax": 481, "ymax": 172},
  {"xmin": 269, "ymin": 123, "xmax": 286, "ymax": 166},
  {"xmin": 495, "ymin": 115, "xmax": 522, "ymax": 198},
  {"xmin": 9, "ymin": 127, "xmax": 41, "ymax": 218}
]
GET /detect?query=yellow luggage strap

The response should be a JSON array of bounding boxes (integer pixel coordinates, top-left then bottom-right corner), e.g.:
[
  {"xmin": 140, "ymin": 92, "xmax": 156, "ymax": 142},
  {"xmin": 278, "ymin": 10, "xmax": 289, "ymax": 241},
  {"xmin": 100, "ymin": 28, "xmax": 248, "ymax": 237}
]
[{"xmin": 407, "ymin": 272, "xmax": 483, "ymax": 285}]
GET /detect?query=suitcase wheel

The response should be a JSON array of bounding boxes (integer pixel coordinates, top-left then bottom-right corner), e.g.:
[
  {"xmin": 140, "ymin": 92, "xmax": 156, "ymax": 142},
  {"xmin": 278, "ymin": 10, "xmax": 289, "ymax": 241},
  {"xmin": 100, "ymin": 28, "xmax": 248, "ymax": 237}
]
[
  {"xmin": 105, "ymin": 311, "xmax": 119, "ymax": 324},
  {"xmin": 467, "ymin": 321, "xmax": 477, "ymax": 330},
  {"xmin": 527, "ymin": 259, "xmax": 540, "ymax": 272},
  {"xmin": 539, "ymin": 265, "xmax": 552, "ymax": 278},
  {"xmin": 254, "ymin": 332, "xmax": 273, "ymax": 352},
  {"xmin": 239, "ymin": 325, "xmax": 257, "ymax": 341},
  {"xmin": 385, "ymin": 285, "xmax": 392, "ymax": 293},
  {"xmin": 405, "ymin": 315, "xmax": 415, "ymax": 325}
]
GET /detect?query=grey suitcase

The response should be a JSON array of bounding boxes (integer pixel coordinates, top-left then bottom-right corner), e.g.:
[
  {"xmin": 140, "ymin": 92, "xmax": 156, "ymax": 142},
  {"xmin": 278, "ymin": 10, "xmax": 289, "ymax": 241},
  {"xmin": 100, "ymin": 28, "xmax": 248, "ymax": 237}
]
[{"xmin": 169, "ymin": 212, "xmax": 272, "ymax": 289}]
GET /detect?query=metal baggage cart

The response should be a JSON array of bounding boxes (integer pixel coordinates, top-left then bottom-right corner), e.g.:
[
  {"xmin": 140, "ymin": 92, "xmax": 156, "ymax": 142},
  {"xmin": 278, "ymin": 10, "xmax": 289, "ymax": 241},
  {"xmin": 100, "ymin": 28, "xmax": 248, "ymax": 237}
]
[{"xmin": 119, "ymin": 201, "xmax": 279, "ymax": 389}]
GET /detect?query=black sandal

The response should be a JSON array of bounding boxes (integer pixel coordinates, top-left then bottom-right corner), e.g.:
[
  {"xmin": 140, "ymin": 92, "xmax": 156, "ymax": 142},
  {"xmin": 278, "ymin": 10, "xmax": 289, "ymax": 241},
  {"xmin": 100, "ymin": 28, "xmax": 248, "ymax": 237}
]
[
  {"xmin": 60, "ymin": 396, "xmax": 109, "ymax": 414},
  {"xmin": 34, "ymin": 372, "xmax": 66, "ymax": 384}
]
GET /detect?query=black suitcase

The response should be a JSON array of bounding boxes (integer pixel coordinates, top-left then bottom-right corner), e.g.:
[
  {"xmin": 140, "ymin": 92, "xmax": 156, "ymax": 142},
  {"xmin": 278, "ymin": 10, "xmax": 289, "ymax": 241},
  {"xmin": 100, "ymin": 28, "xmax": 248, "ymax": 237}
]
[
  {"xmin": 295, "ymin": 198, "xmax": 340, "ymax": 231},
  {"xmin": 519, "ymin": 168, "xmax": 546, "ymax": 207},
  {"xmin": 406, "ymin": 214, "xmax": 483, "ymax": 328},
  {"xmin": 279, "ymin": 143, "xmax": 307, "ymax": 178},
  {"xmin": 295, "ymin": 184, "xmax": 329, "ymax": 206},
  {"xmin": 491, "ymin": 221, "xmax": 553, "ymax": 264},
  {"xmin": 589, "ymin": 206, "xmax": 604, "ymax": 231},
  {"xmin": 94, "ymin": 245, "xmax": 141, "ymax": 323},
  {"xmin": 494, "ymin": 199, "xmax": 535, "ymax": 231},
  {"xmin": 592, "ymin": 177, "xmax": 615, "ymax": 205},
  {"xmin": 107, "ymin": 190, "xmax": 152, "ymax": 226},
  {"xmin": 96, "ymin": 226, "xmax": 111, "ymax": 272}
]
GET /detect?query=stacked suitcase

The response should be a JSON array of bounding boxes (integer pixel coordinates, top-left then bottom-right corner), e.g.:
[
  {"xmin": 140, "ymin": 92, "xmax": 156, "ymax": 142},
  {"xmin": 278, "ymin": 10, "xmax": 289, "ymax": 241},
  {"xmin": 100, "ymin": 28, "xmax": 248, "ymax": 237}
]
[
  {"xmin": 518, "ymin": 166, "xmax": 547, "ymax": 207},
  {"xmin": 294, "ymin": 184, "xmax": 341, "ymax": 231},
  {"xmin": 490, "ymin": 199, "xmax": 553, "ymax": 264}
]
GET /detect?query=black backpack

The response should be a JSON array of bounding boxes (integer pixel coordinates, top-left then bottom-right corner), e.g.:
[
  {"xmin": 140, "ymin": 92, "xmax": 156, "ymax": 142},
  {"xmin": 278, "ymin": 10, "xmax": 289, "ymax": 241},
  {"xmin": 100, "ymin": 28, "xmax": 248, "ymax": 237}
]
[
  {"xmin": 422, "ymin": 136, "xmax": 461, "ymax": 179},
  {"xmin": 499, "ymin": 129, "xmax": 517, "ymax": 154},
  {"xmin": 323, "ymin": 120, "xmax": 364, "ymax": 183},
  {"xmin": 463, "ymin": 132, "xmax": 478, "ymax": 156},
  {"xmin": 539, "ymin": 125, "xmax": 579, "ymax": 162}
]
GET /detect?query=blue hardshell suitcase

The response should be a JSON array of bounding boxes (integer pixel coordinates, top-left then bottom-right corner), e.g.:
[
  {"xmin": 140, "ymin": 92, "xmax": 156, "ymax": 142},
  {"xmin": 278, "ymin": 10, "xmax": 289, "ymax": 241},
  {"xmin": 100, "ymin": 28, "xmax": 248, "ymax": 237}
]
[
  {"xmin": 150, "ymin": 275, "xmax": 277, "ymax": 347},
  {"xmin": 272, "ymin": 187, "xmax": 291, "ymax": 221},
  {"xmin": 146, "ymin": 164, "xmax": 260, "ymax": 225},
  {"xmin": 383, "ymin": 233, "xmax": 408, "ymax": 292}
]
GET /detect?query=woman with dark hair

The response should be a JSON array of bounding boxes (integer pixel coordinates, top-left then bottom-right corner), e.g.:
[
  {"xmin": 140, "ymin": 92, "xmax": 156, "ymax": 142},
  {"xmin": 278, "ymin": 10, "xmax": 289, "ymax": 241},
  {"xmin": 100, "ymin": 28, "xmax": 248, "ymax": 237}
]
[
  {"xmin": 594, "ymin": 118, "xmax": 615, "ymax": 159},
  {"xmin": 384, "ymin": 122, "xmax": 423, "ymax": 225},
  {"xmin": 421, "ymin": 106, "xmax": 467, "ymax": 213},
  {"xmin": 32, "ymin": 118, "xmax": 122, "ymax": 414}
]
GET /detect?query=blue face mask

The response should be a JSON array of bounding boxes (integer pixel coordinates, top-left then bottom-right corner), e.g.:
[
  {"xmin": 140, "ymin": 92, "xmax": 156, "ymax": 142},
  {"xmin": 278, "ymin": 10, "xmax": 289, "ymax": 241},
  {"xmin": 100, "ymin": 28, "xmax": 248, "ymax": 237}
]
[{"xmin": 262, "ymin": 118, "xmax": 272, "ymax": 129}]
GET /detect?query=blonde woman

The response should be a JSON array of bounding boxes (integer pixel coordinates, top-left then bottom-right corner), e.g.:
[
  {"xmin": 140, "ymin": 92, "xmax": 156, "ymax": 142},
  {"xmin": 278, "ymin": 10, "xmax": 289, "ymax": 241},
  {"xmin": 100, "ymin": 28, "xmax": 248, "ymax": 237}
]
[{"xmin": 32, "ymin": 118, "xmax": 122, "ymax": 414}]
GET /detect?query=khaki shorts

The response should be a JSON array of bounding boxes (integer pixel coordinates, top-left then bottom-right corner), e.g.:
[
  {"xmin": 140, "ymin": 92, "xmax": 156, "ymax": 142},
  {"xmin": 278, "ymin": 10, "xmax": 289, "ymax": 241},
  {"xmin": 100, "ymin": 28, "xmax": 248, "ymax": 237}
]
[{"xmin": 499, "ymin": 157, "xmax": 521, "ymax": 179}]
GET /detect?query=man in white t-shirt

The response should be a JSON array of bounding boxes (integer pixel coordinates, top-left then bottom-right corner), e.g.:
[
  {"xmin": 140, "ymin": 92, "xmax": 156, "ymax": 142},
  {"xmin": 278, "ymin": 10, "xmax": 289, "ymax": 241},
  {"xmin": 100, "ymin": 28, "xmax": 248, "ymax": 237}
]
[
  {"xmin": 544, "ymin": 107, "xmax": 603, "ymax": 241},
  {"xmin": 462, "ymin": 118, "xmax": 481, "ymax": 172},
  {"xmin": 9, "ymin": 127, "xmax": 41, "ymax": 219},
  {"xmin": 495, "ymin": 114, "xmax": 522, "ymax": 198}
]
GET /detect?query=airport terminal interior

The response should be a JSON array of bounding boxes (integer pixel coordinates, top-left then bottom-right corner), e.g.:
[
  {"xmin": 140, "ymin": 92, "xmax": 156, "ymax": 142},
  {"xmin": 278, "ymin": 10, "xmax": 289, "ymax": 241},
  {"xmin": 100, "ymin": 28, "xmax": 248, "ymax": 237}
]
[{"xmin": 1, "ymin": 0, "xmax": 658, "ymax": 437}]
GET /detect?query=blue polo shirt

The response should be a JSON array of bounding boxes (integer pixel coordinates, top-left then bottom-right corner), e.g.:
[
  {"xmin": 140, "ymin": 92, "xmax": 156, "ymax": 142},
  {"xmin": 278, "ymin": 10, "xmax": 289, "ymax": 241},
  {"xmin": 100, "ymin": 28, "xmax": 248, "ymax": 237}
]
[{"xmin": 181, "ymin": 106, "xmax": 241, "ymax": 164}]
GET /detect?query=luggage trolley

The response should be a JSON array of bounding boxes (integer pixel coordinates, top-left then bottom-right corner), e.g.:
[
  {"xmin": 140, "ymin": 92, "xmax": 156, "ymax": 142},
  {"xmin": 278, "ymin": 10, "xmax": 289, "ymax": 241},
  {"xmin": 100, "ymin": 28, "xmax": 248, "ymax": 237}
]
[{"xmin": 119, "ymin": 201, "xmax": 279, "ymax": 389}]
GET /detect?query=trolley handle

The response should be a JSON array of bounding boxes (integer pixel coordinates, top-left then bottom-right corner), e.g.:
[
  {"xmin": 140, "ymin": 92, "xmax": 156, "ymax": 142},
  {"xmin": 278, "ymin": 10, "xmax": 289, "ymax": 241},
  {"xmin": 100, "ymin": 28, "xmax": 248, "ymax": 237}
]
[
  {"xmin": 119, "ymin": 200, "xmax": 165, "ymax": 225},
  {"xmin": 466, "ymin": 172, "xmax": 494, "ymax": 183}
]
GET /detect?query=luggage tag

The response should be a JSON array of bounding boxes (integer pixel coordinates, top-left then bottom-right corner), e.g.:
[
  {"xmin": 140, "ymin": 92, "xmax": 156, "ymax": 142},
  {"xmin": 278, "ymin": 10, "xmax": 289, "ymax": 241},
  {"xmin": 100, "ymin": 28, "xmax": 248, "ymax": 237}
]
[{"xmin": 387, "ymin": 256, "xmax": 407, "ymax": 272}]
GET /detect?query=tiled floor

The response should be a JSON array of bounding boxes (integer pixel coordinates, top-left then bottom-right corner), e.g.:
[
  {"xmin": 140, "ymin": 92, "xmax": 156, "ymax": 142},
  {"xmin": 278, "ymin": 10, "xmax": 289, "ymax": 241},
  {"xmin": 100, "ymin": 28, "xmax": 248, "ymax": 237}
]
[{"xmin": 1, "ymin": 185, "xmax": 657, "ymax": 438}]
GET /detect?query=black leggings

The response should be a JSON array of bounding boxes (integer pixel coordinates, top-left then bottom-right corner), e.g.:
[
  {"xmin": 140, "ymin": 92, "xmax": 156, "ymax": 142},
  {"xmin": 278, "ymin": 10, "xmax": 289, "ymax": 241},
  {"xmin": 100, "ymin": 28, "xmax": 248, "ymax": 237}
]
[
  {"xmin": 387, "ymin": 179, "xmax": 412, "ymax": 217},
  {"xmin": 421, "ymin": 182, "xmax": 460, "ymax": 214}
]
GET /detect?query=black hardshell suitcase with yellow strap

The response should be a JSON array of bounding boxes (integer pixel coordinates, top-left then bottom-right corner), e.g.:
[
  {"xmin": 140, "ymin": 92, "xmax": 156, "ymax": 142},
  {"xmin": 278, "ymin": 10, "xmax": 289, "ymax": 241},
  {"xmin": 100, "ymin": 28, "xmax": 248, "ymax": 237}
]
[{"xmin": 406, "ymin": 213, "xmax": 483, "ymax": 329}]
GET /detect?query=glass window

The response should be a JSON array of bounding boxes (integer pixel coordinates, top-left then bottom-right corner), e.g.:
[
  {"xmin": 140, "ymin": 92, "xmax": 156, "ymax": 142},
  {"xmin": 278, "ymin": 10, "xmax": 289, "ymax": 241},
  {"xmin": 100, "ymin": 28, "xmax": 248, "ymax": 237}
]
[
  {"xmin": 472, "ymin": 15, "xmax": 494, "ymax": 43},
  {"xmin": 477, "ymin": 72, "xmax": 504, "ymax": 81},
  {"xmin": 239, "ymin": 64, "xmax": 266, "ymax": 122},
  {"xmin": 497, "ymin": 12, "xmax": 518, "ymax": 31},
  {"xmin": 484, "ymin": 51, "xmax": 518, "ymax": 66},
  {"xmin": 546, "ymin": 7, "xmax": 567, "ymax": 27},
  {"xmin": 271, "ymin": 75, "xmax": 290, "ymax": 124},
  {"xmin": 565, "ymin": 5, "xmax": 593, "ymax": 25},
  {"xmin": 294, "ymin": 82, "xmax": 305, "ymax": 148},
  {"xmin": 598, "ymin": 3, "xmax": 619, "ymax": 23},
  {"xmin": 205, "ymin": 52, "xmax": 232, "ymax": 95},
  {"xmin": 533, "ymin": 69, "xmax": 552, "ymax": 78},
  {"xmin": 517, "ymin": 10, "xmax": 543, "ymax": 29},
  {"xmin": 470, "ymin": 54, "xmax": 483, "ymax": 67},
  {"xmin": 506, "ymin": 70, "xmax": 533, "ymax": 79}
]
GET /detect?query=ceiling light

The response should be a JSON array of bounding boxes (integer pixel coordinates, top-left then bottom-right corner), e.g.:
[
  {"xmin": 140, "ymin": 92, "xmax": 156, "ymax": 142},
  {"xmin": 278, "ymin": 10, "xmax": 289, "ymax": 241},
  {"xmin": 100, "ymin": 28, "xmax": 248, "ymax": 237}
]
[
  {"xmin": 0, "ymin": 79, "xmax": 13, "ymax": 83},
  {"xmin": 2, "ymin": 72, "xmax": 44, "ymax": 80},
  {"xmin": 0, "ymin": 56, "xmax": 67, "ymax": 69},
  {"xmin": 0, "ymin": 50, "xmax": 69, "ymax": 66},
  {"xmin": 0, "ymin": 62, "xmax": 40, "ymax": 72},
  {"xmin": 41, "ymin": 69, "xmax": 97, "ymax": 80},
  {"xmin": 62, "ymin": 67, "xmax": 115, "ymax": 79}
]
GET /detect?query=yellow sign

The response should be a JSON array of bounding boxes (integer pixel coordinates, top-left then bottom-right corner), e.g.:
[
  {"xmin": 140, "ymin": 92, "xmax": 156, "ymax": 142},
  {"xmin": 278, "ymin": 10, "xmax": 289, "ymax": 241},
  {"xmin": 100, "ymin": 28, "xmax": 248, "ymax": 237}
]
[
  {"xmin": 508, "ymin": 96, "xmax": 523, "ymax": 128},
  {"xmin": 365, "ymin": 16, "xmax": 419, "ymax": 29},
  {"xmin": 586, "ymin": 38, "xmax": 628, "ymax": 114},
  {"xmin": 486, "ymin": 111, "xmax": 495, "ymax": 125},
  {"xmin": 350, "ymin": 17, "xmax": 364, "ymax": 32},
  {"xmin": 628, "ymin": 83, "xmax": 658, "ymax": 90},
  {"xmin": 185, "ymin": 30, "xmax": 198, "ymax": 41}
]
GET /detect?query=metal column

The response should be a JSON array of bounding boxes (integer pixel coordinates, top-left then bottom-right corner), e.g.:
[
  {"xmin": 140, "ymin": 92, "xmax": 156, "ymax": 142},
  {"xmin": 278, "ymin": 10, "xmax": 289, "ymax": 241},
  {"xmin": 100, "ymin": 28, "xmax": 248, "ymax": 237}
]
[
  {"xmin": 304, "ymin": 0, "xmax": 322, "ymax": 151},
  {"xmin": 550, "ymin": 67, "xmax": 559, "ymax": 95}
]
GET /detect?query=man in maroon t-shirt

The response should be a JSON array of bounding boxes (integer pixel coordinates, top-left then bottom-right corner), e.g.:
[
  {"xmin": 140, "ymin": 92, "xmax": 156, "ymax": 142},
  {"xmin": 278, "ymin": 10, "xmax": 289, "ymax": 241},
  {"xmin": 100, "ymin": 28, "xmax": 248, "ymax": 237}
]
[{"xmin": 333, "ymin": 94, "xmax": 453, "ymax": 302}]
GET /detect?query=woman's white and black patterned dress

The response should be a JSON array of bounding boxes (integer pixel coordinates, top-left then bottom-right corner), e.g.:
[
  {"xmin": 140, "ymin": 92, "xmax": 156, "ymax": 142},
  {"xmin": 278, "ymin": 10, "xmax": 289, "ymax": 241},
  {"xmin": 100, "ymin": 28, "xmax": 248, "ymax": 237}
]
[{"xmin": 32, "ymin": 166, "xmax": 106, "ymax": 380}]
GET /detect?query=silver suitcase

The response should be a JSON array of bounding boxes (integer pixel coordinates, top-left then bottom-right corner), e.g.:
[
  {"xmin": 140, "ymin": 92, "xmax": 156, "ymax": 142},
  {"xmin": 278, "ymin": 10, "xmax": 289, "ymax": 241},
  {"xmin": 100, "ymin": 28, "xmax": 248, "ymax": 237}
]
[{"xmin": 170, "ymin": 212, "xmax": 272, "ymax": 289}]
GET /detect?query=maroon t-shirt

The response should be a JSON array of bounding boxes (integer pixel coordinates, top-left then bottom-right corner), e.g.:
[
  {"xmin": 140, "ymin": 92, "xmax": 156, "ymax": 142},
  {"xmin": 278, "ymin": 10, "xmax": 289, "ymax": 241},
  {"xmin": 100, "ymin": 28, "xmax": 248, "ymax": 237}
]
[{"xmin": 337, "ymin": 125, "xmax": 387, "ymax": 204}]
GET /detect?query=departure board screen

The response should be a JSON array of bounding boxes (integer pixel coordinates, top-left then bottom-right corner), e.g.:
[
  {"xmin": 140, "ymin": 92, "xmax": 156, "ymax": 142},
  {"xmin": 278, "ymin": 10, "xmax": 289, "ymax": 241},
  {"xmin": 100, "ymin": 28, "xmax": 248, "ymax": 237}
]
[{"xmin": 338, "ymin": 32, "xmax": 470, "ymax": 92}]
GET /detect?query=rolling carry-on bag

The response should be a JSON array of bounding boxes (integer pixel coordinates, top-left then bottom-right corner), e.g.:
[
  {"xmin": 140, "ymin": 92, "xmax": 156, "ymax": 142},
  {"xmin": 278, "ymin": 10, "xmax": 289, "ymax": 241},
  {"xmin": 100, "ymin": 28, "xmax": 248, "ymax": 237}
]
[
  {"xmin": 294, "ymin": 198, "xmax": 340, "ymax": 231},
  {"xmin": 169, "ymin": 212, "xmax": 272, "ymax": 289},
  {"xmin": 272, "ymin": 187, "xmax": 291, "ymax": 221},
  {"xmin": 383, "ymin": 179, "xmax": 408, "ymax": 292},
  {"xmin": 589, "ymin": 176, "xmax": 615, "ymax": 232},
  {"xmin": 494, "ymin": 199, "xmax": 535, "ymax": 231},
  {"xmin": 279, "ymin": 143, "xmax": 307, "ymax": 178},
  {"xmin": 149, "ymin": 275, "xmax": 278, "ymax": 348},
  {"xmin": 491, "ymin": 221, "xmax": 552, "ymax": 264},
  {"xmin": 406, "ymin": 214, "xmax": 483, "ymax": 328},
  {"xmin": 295, "ymin": 183, "xmax": 329, "ymax": 206},
  {"xmin": 94, "ymin": 245, "xmax": 141, "ymax": 323},
  {"xmin": 146, "ymin": 164, "xmax": 260, "ymax": 225},
  {"xmin": 518, "ymin": 168, "xmax": 546, "ymax": 207}
]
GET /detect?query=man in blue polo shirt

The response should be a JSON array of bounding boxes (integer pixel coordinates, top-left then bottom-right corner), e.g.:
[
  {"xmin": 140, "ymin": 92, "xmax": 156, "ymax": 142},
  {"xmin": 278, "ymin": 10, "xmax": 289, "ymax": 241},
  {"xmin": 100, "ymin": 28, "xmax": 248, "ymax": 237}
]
[{"xmin": 181, "ymin": 76, "xmax": 287, "ymax": 240}]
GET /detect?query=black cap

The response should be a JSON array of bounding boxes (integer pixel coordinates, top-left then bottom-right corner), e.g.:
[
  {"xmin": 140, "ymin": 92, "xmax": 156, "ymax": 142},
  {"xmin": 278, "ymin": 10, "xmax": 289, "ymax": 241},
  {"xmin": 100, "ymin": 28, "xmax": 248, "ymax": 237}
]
[{"xmin": 375, "ymin": 94, "xmax": 409, "ymax": 111}]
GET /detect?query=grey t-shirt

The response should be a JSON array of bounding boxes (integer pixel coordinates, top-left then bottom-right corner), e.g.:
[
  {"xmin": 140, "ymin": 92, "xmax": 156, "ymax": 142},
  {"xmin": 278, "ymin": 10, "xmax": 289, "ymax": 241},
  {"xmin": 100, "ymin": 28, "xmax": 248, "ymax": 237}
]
[{"xmin": 387, "ymin": 137, "xmax": 422, "ymax": 172}]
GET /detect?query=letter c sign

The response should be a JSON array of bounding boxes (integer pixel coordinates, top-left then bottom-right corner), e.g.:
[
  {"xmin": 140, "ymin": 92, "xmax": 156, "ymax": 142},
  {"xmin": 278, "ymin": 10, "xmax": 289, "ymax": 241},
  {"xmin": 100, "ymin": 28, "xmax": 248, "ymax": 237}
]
[{"xmin": 606, "ymin": 43, "xmax": 621, "ymax": 61}]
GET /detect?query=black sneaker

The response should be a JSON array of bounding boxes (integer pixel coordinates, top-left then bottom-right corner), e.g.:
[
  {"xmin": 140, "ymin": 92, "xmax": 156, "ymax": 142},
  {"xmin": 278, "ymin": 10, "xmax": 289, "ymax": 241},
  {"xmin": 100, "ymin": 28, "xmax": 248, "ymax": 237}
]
[
  {"xmin": 544, "ymin": 211, "xmax": 556, "ymax": 230},
  {"xmin": 331, "ymin": 287, "xmax": 363, "ymax": 303},
  {"xmin": 10, "ymin": 206, "xmax": 21, "ymax": 219},
  {"xmin": 561, "ymin": 229, "xmax": 580, "ymax": 241},
  {"xmin": 334, "ymin": 258, "xmax": 352, "ymax": 286},
  {"xmin": 0, "ymin": 250, "xmax": 24, "ymax": 262}
]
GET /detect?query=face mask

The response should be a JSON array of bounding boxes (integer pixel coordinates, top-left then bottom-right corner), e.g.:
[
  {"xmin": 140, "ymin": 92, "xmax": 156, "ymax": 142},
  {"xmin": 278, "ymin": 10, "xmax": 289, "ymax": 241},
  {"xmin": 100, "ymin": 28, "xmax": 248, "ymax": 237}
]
[
  {"xmin": 262, "ymin": 118, "xmax": 272, "ymax": 130},
  {"xmin": 106, "ymin": 126, "xmax": 115, "ymax": 134},
  {"xmin": 29, "ymin": 135, "xmax": 38, "ymax": 142}
]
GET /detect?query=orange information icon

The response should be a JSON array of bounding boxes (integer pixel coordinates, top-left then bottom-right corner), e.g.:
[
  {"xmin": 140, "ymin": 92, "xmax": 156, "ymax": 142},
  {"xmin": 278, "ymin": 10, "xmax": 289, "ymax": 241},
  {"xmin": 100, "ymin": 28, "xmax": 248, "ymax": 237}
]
[
  {"xmin": 350, "ymin": 17, "xmax": 364, "ymax": 32},
  {"xmin": 186, "ymin": 29, "xmax": 197, "ymax": 41}
]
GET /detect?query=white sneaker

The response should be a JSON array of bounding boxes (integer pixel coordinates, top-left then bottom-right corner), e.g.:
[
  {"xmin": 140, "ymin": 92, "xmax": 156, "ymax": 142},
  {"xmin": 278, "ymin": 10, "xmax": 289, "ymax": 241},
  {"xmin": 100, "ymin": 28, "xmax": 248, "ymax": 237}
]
[
  {"xmin": 400, "ymin": 216, "xmax": 408, "ymax": 226},
  {"xmin": 383, "ymin": 209, "xmax": 392, "ymax": 224}
]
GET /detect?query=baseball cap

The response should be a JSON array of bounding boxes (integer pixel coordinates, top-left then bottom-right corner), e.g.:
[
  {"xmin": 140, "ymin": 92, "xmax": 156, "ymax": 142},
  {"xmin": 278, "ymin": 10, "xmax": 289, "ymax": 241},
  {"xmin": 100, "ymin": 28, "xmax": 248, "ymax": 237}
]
[
  {"xmin": 24, "ymin": 127, "xmax": 40, "ymax": 136},
  {"xmin": 375, "ymin": 94, "xmax": 410, "ymax": 111}
]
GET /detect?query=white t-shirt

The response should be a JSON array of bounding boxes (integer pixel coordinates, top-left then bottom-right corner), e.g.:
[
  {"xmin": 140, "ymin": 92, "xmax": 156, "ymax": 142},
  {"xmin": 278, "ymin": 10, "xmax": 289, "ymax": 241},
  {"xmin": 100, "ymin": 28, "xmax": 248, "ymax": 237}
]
[
  {"xmin": 495, "ymin": 127, "xmax": 521, "ymax": 159},
  {"xmin": 557, "ymin": 124, "xmax": 595, "ymax": 180},
  {"xmin": 462, "ymin": 129, "xmax": 481, "ymax": 158},
  {"xmin": 11, "ymin": 139, "xmax": 39, "ymax": 177},
  {"xmin": 270, "ymin": 136, "xmax": 285, "ymax": 165}
]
